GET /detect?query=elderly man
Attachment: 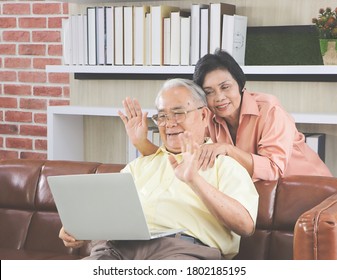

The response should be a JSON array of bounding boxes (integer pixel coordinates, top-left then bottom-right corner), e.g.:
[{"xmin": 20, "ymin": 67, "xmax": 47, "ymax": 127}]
[{"xmin": 59, "ymin": 78, "xmax": 258, "ymax": 260}]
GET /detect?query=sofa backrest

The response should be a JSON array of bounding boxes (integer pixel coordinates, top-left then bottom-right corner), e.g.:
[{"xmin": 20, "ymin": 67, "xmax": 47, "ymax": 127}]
[
  {"xmin": 0, "ymin": 159, "xmax": 124, "ymax": 259},
  {"xmin": 1, "ymin": 159, "xmax": 337, "ymax": 259},
  {"xmin": 235, "ymin": 175, "xmax": 337, "ymax": 259}
]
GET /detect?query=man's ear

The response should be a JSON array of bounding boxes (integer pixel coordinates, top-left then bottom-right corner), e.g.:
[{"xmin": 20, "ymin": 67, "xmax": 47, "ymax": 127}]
[{"xmin": 201, "ymin": 106, "xmax": 210, "ymax": 121}]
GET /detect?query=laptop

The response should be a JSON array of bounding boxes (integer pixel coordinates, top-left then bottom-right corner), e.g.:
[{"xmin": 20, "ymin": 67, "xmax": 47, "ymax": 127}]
[{"xmin": 47, "ymin": 172, "xmax": 185, "ymax": 241}]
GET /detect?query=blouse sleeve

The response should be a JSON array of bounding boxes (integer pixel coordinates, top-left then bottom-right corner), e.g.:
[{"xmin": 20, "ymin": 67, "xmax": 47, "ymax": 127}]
[{"xmin": 251, "ymin": 105, "xmax": 296, "ymax": 181}]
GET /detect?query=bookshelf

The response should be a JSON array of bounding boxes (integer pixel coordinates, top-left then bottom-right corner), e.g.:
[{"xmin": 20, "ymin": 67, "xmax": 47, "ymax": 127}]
[
  {"xmin": 47, "ymin": 105, "xmax": 156, "ymax": 161},
  {"xmin": 47, "ymin": 0, "xmax": 337, "ymax": 175},
  {"xmin": 46, "ymin": 65, "xmax": 337, "ymax": 81},
  {"xmin": 47, "ymin": 105, "xmax": 337, "ymax": 161}
]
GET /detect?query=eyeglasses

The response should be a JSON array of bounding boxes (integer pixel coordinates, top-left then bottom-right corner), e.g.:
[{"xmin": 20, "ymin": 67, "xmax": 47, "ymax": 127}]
[{"xmin": 152, "ymin": 107, "xmax": 204, "ymax": 127}]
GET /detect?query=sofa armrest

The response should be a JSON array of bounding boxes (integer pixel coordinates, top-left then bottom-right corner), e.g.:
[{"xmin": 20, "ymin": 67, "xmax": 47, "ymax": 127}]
[{"xmin": 294, "ymin": 192, "xmax": 337, "ymax": 260}]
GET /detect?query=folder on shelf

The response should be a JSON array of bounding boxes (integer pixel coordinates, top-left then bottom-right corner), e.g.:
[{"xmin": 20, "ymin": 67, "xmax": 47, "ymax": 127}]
[
  {"xmin": 190, "ymin": 3, "xmax": 209, "ymax": 65},
  {"xmin": 96, "ymin": 7, "xmax": 105, "ymax": 65},
  {"xmin": 221, "ymin": 14, "xmax": 248, "ymax": 65},
  {"xmin": 180, "ymin": 16, "xmax": 191, "ymax": 66},
  {"xmin": 134, "ymin": 5, "xmax": 150, "ymax": 65},
  {"xmin": 163, "ymin": 17, "xmax": 171, "ymax": 65},
  {"xmin": 87, "ymin": 7, "xmax": 97, "ymax": 65},
  {"xmin": 123, "ymin": 6, "xmax": 134, "ymax": 65},
  {"xmin": 105, "ymin": 6, "xmax": 114, "ymax": 65},
  {"xmin": 114, "ymin": 6, "xmax": 124, "ymax": 65},
  {"xmin": 200, "ymin": 7, "xmax": 209, "ymax": 58},
  {"xmin": 209, "ymin": 2, "xmax": 235, "ymax": 54},
  {"xmin": 151, "ymin": 5, "xmax": 179, "ymax": 65},
  {"xmin": 61, "ymin": 18, "xmax": 71, "ymax": 65}
]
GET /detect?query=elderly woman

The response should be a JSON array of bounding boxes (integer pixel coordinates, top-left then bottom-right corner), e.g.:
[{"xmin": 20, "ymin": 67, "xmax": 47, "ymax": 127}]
[{"xmin": 119, "ymin": 50, "xmax": 332, "ymax": 181}]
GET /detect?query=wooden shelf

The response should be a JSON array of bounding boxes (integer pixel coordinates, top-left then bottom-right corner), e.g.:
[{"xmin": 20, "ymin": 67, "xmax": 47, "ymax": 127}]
[
  {"xmin": 46, "ymin": 65, "xmax": 337, "ymax": 81},
  {"xmin": 47, "ymin": 105, "xmax": 337, "ymax": 161}
]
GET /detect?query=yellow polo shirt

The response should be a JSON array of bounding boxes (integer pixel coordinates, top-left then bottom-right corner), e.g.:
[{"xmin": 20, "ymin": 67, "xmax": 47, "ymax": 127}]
[{"xmin": 121, "ymin": 142, "xmax": 259, "ymax": 259}]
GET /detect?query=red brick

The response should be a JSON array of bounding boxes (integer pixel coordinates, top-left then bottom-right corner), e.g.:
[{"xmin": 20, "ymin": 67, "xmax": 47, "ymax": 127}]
[
  {"xmin": 20, "ymin": 98, "xmax": 47, "ymax": 110},
  {"xmin": 0, "ymin": 44, "xmax": 16, "ymax": 55},
  {"xmin": 48, "ymin": 17, "xmax": 64, "ymax": 28},
  {"xmin": 20, "ymin": 124, "xmax": 47, "ymax": 137},
  {"xmin": 63, "ymin": 86, "xmax": 70, "ymax": 98},
  {"xmin": 49, "ymin": 99, "xmax": 70, "ymax": 106},
  {"xmin": 34, "ymin": 86, "xmax": 62, "ymax": 97},
  {"xmin": 4, "ymin": 84, "xmax": 32, "ymax": 96},
  {"xmin": 5, "ymin": 57, "xmax": 31, "ymax": 69},
  {"xmin": 18, "ymin": 71, "xmax": 46, "ymax": 83},
  {"xmin": 0, "ymin": 137, "xmax": 3, "ymax": 147},
  {"xmin": 0, "ymin": 124, "xmax": 18, "ymax": 135},
  {"xmin": 3, "ymin": 31, "xmax": 30, "ymax": 42},
  {"xmin": 48, "ymin": 72, "xmax": 69, "ymax": 84},
  {"xmin": 0, "ymin": 111, "xmax": 3, "ymax": 122},
  {"xmin": 62, "ymin": 3, "xmax": 69, "ymax": 14},
  {"xmin": 33, "ymin": 3, "xmax": 61, "ymax": 15},
  {"xmin": 20, "ymin": 151, "xmax": 47, "ymax": 160},
  {"xmin": 5, "ymin": 111, "xmax": 32, "ymax": 123},
  {"xmin": 3, "ymin": 3, "xmax": 30, "ymax": 15},
  {"xmin": 34, "ymin": 113, "xmax": 47, "ymax": 124},
  {"xmin": 34, "ymin": 139, "xmax": 47, "ymax": 150},
  {"xmin": 0, "ymin": 17, "xmax": 17, "ymax": 28},
  {"xmin": 19, "ymin": 17, "xmax": 46, "ymax": 29},
  {"xmin": 0, "ymin": 71, "xmax": 17, "ymax": 81},
  {"xmin": 33, "ymin": 57, "xmax": 62, "ymax": 69},
  {"xmin": 32, "ymin": 31, "xmax": 61, "ymax": 43},
  {"xmin": 6, "ymin": 137, "xmax": 33, "ymax": 149},
  {"xmin": 0, "ymin": 150, "xmax": 19, "ymax": 160},
  {"xmin": 48, "ymin": 44, "xmax": 62, "ymax": 56},
  {"xmin": 0, "ymin": 97, "xmax": 18, "ymax": 108},
  {"xmin": 19, "ymin": 44, "xmax": 46, "ymax": 56}
]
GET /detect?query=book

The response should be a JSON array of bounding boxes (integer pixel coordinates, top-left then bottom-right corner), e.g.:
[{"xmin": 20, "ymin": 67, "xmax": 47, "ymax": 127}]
[
  {"xmin": 61, "ymin": 18, "xmax": 71, "ymax": 65},
  {"xmin": 87, "ymin": 7, "xmax": 97, "ymax": 65},
  {"xmin": 163, "ymin": 17, "xmax": 171, "ymax": 65},
  {"xmin": 170, "ymin": 10, "xmax": 190, "ymax": 65},
  {"xmin": 232, "ymin": 15, "xmax": 248, "ymax": 65},
  {"xmin": 77, "ymin": 14, "xmax": 86, "ymax": 65},
  {"xmin": 221, "ymin": 14, "xmax": 247, "ymax": 65},
  {"xmin": 180, "ymin": 16, "xmax": 191, "ymax": 65},
  {"xmin": 83, "ymin": 14, "xmax": 88, "ymax": 65},
  {"xmin": 304, "ymin": 133, "xmax": 326, "ymax": 162},
  {"xmin": 145, "ymin": 12, "xmax": 151, "ymax": 65},
  {"xmin": 114, "ymin": 6, "xmax": 124, "ymax": 65},
  {"xmin": 123, "ymin": 6, "xmax": 133, "ymax": 65},
  {"xmin": 151, "ymin": 5, "xmax": 179, "ymax": 65},
  {"xmin": 190, "ymin": 4, "xmax": 209, "ymax": 65},
  {"xmin": 200, "ymin": 7, "xmax": 209, "ymax": 58},
  {"xmin": 209, "ymin": 2, "xmax": 235, "ymax": 54},
  {"xmin": 105, "ymin": 6, "xmax": 114, "ymax": 65},
  {"xmin": 96, "ymin": 7, "xmax": 105, "ymax": 65},
  {"xmin": 134, "ymin": 5, "xmax": 150, "ymax": 65},
  {"xmin": 221, "ymin": 14, "xmax": 235, "ymax": 54},
  {"xmin": 70, "ymin": 14, "xmax": 79, "ymax": 65},
  {"xmin": 170, "ymin": 11, "xmax": 181, "ymax": 65}
]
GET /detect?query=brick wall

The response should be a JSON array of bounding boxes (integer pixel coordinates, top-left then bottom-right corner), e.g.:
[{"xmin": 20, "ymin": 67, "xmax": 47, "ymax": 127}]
[{"xmin": 0, "ymin": 1, "xmax": 70, "ymax": 160}]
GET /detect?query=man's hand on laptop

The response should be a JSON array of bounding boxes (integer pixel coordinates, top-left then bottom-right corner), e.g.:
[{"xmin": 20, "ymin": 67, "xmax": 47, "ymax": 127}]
[{"xmin": 59, "ymin": 227, "xmax": 86, "ymax": 248}]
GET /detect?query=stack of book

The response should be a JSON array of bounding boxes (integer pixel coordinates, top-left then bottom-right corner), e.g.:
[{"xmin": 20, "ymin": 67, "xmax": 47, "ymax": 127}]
[{"xmin": 62, "ymin": 2, "xmax": 248, "ymax": 67}]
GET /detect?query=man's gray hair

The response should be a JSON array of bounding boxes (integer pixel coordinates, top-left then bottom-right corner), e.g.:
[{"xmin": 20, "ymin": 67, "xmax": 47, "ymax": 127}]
[{"xmin": 155, "ymin": 78, "xmax": 207, "ymax": 108}]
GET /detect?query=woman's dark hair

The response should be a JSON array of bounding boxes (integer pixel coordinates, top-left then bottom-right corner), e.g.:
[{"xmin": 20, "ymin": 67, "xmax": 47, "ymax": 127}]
[{"xmin": 193, "ymin": 49, "xmax": 246, "ymax": 94}]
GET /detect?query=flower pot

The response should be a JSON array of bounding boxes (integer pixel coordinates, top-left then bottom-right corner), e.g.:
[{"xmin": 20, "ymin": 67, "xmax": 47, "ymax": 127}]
[{"xmin": 319, "ymin": 39, "xmax": 337, "ymax": 65}]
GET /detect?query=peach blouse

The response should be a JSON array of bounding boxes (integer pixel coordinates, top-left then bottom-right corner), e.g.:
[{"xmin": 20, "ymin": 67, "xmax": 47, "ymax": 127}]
[{"xmin": 207, "ymin": 91, "xmax": 332, "ymax": 181}]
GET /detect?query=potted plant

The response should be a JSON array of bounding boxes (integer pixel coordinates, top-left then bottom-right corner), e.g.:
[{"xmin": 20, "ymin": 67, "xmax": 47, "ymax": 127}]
[{"xmin": 312, "ymin": 7, "xmax": 337, "ymax": 64}]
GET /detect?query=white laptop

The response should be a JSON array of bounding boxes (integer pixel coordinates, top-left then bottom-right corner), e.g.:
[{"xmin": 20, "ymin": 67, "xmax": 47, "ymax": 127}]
[{"xmin": 47, "ymin": 172, "xmax": 184, "ymax": 241}]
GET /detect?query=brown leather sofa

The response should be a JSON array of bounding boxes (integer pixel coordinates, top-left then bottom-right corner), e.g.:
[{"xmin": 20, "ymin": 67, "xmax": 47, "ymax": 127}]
[{"xmin": 1, "ymin": 159, "xmax": 337, "ymax": 260}]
